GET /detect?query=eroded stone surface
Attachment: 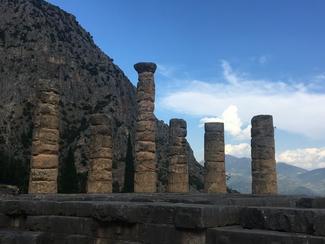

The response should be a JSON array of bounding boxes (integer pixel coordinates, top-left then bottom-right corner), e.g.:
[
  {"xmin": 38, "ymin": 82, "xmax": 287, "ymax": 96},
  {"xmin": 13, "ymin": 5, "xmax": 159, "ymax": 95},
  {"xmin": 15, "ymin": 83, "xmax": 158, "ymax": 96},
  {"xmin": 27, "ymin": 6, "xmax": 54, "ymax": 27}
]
[
  {"xmin": 134, "ymin": 62, "xmax": 157, "ymax": 193},
  {"xmin": 204, "ymin": 123, "xmax": 226, "ymax": 193},
  {"xmin": 251, "ymin": 115, "xmax": 277, "ymax": 194},
  {"xmin": 28, "ymin": 84, "xmax": 60, "ymax": 194},
  {"xmin": 0, "ymin": 194, "xmax": 325, "ymax": 244},
  {"xmin": 87, "ymin": 114, "xmax": 113, "ymax": 193},
  {"xmin": 167, "ymin": 119, "xmax": 189, "ymax": 193}
]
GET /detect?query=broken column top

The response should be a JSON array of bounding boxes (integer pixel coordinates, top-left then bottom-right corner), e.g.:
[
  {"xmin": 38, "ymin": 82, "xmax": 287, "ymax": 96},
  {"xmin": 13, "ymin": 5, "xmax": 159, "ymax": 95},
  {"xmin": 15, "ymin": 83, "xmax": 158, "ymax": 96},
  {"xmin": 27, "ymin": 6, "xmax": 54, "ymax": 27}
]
[
  {"xmin": 251, "ymin": 115, "xmax": 273, "ymax": 126},
  {"xmin": 251, "ymin": 115, "xmax": 273, "ymax": 130},
  {"xmin": 134, "ymin": 62, "xmax": 157, "ymax": 74},
  {"xmin": 170, "ymin": 118, "xmax": 187, "ymax": 129},
  {"xmin": 204, "ymin": 122, "xmax": 224, "ymax": 132}
]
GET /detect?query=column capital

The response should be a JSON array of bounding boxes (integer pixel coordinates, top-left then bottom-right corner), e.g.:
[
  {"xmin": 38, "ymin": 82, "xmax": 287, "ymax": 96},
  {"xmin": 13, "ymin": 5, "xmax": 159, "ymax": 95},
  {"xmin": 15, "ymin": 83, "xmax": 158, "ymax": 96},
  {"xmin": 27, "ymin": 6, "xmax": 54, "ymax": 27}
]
[{"xmin": 134, "ymin": 62, "xmax": 157, "ymax": 74}]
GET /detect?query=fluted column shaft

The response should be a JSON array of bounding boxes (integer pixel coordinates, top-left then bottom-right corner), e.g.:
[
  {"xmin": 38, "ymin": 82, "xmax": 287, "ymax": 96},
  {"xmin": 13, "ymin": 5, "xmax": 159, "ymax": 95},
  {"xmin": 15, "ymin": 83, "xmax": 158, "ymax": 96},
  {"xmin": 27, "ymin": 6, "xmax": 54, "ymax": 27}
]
[
  {"xmin": 87, "ymin": 114, "xmax": 113, "ymax": 193},
  {"xmin": 204, "ymin": 122, "xmax": 227, "ymax": 193},
  {"xmin": 134, "ymin": 62, "xmax": 157, "ymax": 192},
  {"xmin": 167, "ymin": 119, "xmax": 189, "ymax": 192},
  {"xmin": 251, "ymin": 115, "xmax": 277, "ymax": 194},
  {"xmin": 29, "ymin": 85, "xmax": 60, "ymax": 193}
]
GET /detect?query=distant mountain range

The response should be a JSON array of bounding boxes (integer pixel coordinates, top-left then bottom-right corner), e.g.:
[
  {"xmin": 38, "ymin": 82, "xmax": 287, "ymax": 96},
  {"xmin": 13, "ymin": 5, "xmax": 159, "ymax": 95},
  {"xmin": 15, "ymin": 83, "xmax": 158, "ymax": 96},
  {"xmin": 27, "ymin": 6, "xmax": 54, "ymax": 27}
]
[{"xmin": 226, "ymin": 155, "xmax": 325, "ymax": 196}]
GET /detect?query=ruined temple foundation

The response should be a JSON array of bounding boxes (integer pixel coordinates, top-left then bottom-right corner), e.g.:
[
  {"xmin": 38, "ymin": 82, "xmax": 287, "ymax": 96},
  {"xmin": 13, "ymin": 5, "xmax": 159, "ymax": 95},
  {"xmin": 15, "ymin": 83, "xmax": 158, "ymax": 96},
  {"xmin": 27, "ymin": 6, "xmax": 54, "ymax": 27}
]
[
  {"xmin": 134, "ymin": 62, "xmax": 157, "ymax": 193},
  {"xmin": 204, "ymin": 122, "xmax": 227, "ymax": 193},
  {"xmin": 167, "ymin": 119, "xmax": 189, "ymax": 193},
  {"xmin": 251, "ymin": 115, "xmax": 277, "ymax": 194},
  {"xmin": 28, "ymin": 84, "xmax": 60, "ymax": 193},
  {"xmin": 87, "ymin": 114, "xmax": 113, "ymax": 193}
]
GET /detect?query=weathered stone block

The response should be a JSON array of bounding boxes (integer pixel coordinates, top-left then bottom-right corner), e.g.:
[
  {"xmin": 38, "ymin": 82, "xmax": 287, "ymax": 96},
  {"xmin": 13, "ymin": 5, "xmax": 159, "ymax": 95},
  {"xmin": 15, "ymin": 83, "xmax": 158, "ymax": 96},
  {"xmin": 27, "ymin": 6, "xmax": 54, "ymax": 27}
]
[
  {"xmin": 87, "ymin": 180, "xmax": 112, "ymax": 193},
  {"xmin": 31, "ymin": 154, "xmax": 58, "ymax": 169},
  {"xmin": 90, "ymin": 148, "xmax": 113, "ymax": 159},
  {"xmin": 135, "ymin": 141, "xmax": 156, "ymax": 153},
  {"xmin": 30, "ymin": 168, "xmax": 58, "ymax": 181},
  {"xmin": 134, "ymin": 172, "xmax": 157, "ymax": 193},
  {"xmin": 28, "ymin": 181, "xmax": 57, "ymax": 193},
  {"xmin": 32, "ymin": 142, "xmax": 59, "ymax": 155},
  {"xmin": 135, "ymin": 151, "xmax": 156, "ymax": 162},
  {"xmin": 39, "ymin": 114, "xmax": 59, "ymax": 129}
]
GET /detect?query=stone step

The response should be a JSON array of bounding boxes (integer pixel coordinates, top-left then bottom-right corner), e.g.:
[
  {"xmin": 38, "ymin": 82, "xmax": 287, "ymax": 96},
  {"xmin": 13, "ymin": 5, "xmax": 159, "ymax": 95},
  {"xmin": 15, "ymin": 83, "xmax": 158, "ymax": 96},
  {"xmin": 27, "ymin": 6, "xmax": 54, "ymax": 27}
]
[
  {"xmin": 240, "ymin": 206, "xmax": 325, "ymax": 236},
  {"xmin": 0, "ymin": 229, "xmax": 94, "ymax": 244},
  {"xmin": 0, "ymin": 200, "xmax": 241, "ymax": 229},
  {"xmin": 206, "ymin": 226, "xmax": 325, "ymax": 244}
]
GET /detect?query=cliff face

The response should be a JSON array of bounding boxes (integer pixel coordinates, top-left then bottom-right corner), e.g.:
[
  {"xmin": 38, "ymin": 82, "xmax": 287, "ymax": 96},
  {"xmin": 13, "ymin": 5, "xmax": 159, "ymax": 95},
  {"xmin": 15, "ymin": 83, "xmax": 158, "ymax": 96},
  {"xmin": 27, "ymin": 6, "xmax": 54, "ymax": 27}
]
[{"xmin": 0, "ymin": 0, "xmax": 203, "ymax": 193}]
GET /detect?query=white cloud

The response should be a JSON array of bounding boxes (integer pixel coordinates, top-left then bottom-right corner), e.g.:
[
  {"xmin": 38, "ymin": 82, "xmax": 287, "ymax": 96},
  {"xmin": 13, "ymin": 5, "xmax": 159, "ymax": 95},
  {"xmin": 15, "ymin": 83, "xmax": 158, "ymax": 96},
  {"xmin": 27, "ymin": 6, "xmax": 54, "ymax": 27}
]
[
  {"xmin": 161, "ymin": 61, "xmax": 325, "ymax": 140},
  {"xmin": 200, "ymin": 105, "xmax": 251, "ymax": 140},
  {"xmin": 277, "ymin": 147, "xmax": 325, "ymax": 169},
  {"xmin": 225, "ymin": 143, "xmax": 251, "ymax": 158}
]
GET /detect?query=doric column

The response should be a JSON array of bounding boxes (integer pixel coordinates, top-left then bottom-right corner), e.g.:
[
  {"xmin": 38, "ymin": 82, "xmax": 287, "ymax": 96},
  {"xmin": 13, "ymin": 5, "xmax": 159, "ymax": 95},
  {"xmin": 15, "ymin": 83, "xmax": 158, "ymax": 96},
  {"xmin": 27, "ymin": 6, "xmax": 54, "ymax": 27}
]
[
  {"xmin": 204, "ymin": 122, "xmax": 227, "ymax": 193},
  {"xmin": 87, "ymin": 113, "xmax": 113, "ymax": 193},
  {"xmin": 251, "ymin": 115, "xmax": 277, "ymax": 194},
  {"xmin": 167, "ymin": 119, "xmax": 189, "ymax": 193},
  {"xmin": 134, "ymin": 62, "xmax": 157, "ymax": 192},
  {"xmin": 29, "ymin": 85, "xmax": 60, "ymax": 193}
]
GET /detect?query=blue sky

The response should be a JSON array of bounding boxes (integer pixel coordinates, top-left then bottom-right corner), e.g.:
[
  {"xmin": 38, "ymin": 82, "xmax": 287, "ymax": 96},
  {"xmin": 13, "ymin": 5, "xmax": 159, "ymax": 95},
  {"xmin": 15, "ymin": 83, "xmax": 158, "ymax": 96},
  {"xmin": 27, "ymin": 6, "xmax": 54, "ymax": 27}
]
[{"xmin": 48, "ymin": 0, "xmax": 325, "ymax": 169}]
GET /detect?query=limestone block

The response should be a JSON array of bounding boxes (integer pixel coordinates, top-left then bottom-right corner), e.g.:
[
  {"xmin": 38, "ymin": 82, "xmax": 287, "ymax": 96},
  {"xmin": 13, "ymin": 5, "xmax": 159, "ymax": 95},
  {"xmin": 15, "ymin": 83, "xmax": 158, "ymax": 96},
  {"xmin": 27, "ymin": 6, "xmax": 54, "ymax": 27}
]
[
  {"xmin": 28, "ymin": 181, "xmax": 57, "ymax": 193},
  {"xmin": 134, "ymin": 172, "xmax": 157, "ymax": 193},
  {"xmin": 135, "ymin": 141, "xmax": 156, "ymax": 153},
  {"xmin": 135, "ymin": 151, "xmax": 156, "ymax": 162},
  {"xmin": 39, "ymin": 91, "xmax": 60, "ymax": 105},
  {"xmin": 136, "ymin": 121, "xmax": 155, "ymax": 133},
  {"xmin": 87, "ymin": 180, "xmax": 112, "ymax": 193},
  {"xmin": 38, "ymin": 103, "xmax": 59, "ymax": 116},
  {"xmin": 32, "ymin": 141, "xmax": 59, "ymax": 155},
  {"xmin": 40, "ymin": 114, "xmax": 59, "ymax": 129},
  {"xmin": 89, "ymin": 158, "xmax": 112, "ymax": 172},
  {"xmin": 136, "ymin": 131, "xmax": 156, "ymax": 142},
  {"xmin": 31, "ymin": 154, "xmax": 58, "ymax": 169},
  {"xmin": 30, "ymin": 168, "xmax": 58, "ymax": 181},
  {"xmin": 89, "ymin": 148, "xmax": 113, "ymax": 159}
]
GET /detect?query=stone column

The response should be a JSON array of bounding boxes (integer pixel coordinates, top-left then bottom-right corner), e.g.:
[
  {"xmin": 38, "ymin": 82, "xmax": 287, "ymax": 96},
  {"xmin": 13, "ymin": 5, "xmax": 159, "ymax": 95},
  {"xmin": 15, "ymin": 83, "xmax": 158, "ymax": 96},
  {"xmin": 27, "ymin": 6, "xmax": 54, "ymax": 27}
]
[
  {"xmin": 134, "ymin": 62, "xmax": 157, "ymax": 193},
  {"xmin": 251, "ymin": 115, "xmax": 277, "ymax": 194},
  {"xmin": 29, "ymin": 85, "xmax": 60, "ymax": 193},
  {"xmin": 167, "ymin": 119, "xmax": 189, "ymax": 193},
  {"xmin": 204, "ymin": 122, "xmax": 227, "ymax": 193},
  {"xmin": 87, "ymin": 114, "xmax": 113, "ymax": 193}
]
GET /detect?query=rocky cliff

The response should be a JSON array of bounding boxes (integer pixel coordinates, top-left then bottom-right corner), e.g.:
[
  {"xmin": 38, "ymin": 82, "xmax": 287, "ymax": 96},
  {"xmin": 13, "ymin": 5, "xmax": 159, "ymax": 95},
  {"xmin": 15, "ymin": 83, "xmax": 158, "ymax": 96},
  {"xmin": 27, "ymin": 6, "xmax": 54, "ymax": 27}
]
[{"xmin": 0, "ymin": 0, "xmax": 203, "ymax": 193}]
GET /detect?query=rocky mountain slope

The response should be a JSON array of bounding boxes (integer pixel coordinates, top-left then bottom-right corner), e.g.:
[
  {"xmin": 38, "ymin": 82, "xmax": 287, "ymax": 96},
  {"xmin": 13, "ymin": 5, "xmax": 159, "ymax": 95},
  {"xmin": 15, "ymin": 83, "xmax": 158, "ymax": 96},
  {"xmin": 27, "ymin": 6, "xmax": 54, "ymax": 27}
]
[
  {"xmin": 226, "ymin": 155, "xmax": 325, "ymax": 196},
  {"xmin": 0, "ymin": 0, "xmax": 203, "ymax": 193}
]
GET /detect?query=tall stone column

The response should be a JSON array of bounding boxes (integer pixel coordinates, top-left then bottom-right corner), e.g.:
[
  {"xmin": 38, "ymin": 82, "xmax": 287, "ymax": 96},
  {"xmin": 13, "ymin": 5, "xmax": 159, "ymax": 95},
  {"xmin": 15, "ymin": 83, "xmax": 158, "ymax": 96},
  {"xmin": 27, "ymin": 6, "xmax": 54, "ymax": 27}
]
[
  {"xmin": 134, "ymin": 62, "xmax": 157, "ymax": 193},
  {"xmin": 167, "ymin": 119, "xmax": 189, "ymax": 193},
  {"xmin": 87, "ymin": 113, "xmax": 113, "ymax": 193},
  {"xmin": 204, "ymin": 122, "xmax": 227, "ymax": 193},
  {"xmin": 251, "ymin": 115, "xmax": 277, "ymax": 194},
  {"xmin": 29, "ymin": 85, "xmax": 60, "ymax": 193}
]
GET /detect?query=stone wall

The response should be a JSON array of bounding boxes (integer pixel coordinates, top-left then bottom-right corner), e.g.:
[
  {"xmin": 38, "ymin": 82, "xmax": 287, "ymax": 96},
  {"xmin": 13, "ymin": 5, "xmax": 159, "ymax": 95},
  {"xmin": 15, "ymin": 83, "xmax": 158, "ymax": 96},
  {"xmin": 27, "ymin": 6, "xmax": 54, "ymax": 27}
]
[{"xmin": 0, "ymin": 194, "xmax": 324, "ymax": 243}]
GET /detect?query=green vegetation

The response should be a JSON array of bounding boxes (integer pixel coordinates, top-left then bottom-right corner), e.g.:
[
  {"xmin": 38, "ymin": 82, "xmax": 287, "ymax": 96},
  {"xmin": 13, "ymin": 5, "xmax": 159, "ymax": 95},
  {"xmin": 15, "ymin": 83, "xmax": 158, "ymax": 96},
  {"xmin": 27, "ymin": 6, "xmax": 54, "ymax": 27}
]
[
  {"xmin": 122, "ymin": 135, "xmax": 134, "ymax": 192},
  {"xmin": 58, "ymin": 148, "xmax": 79, "ymax": 193}
]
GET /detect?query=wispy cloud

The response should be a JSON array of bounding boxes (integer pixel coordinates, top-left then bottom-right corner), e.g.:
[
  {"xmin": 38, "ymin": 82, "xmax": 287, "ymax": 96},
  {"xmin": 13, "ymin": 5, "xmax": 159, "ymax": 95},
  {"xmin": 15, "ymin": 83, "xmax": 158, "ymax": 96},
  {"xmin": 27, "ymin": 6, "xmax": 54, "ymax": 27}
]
[
  {"xmin": 161, "ymin": 60, "xmax": 325, "ymax": 140},
  {"xmin": 225, "ymin": 143, "xmax": 251, "ymax": 158},
  {"xmin": 277, "ymin": 147, "xmax": 325, "ymax": 169}
]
